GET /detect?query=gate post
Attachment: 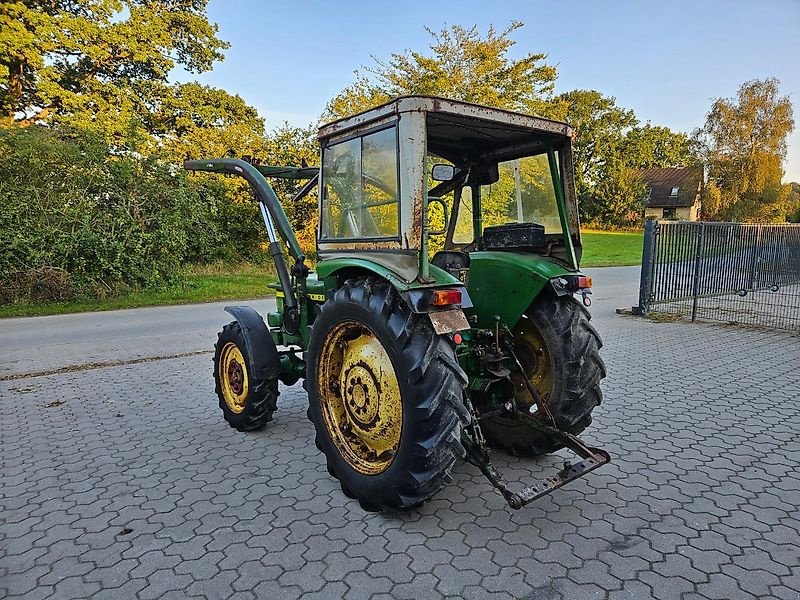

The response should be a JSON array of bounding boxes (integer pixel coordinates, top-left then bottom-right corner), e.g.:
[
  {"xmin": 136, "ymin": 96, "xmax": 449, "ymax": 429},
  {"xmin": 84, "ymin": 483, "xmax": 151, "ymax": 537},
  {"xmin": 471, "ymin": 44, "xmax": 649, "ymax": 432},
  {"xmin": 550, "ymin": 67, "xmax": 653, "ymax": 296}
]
[
  {"xmin": 636, "ymin": 219, "xmax": 658, "ymax": 315},
  {"xmin": 691, "ymin": 222, "xmax": 706, "ymax": 322}
]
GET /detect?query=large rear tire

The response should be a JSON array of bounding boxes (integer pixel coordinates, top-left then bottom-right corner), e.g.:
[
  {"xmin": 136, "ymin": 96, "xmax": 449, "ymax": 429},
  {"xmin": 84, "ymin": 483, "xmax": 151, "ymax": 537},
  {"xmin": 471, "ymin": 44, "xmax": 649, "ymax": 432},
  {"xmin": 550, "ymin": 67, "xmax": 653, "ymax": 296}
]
[
  {"xmin": 305, "ymin": 278, "xmax": 470, "ymax": 512},
  {"xmin": 480, "ymin": 292, "xmax": 606, "ymax": 456}
]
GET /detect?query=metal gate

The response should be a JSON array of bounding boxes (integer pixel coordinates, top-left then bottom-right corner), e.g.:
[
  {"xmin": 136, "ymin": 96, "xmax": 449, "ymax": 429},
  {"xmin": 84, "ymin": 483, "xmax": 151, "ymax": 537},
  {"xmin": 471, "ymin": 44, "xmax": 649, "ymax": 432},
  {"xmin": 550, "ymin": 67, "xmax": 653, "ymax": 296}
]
[{"xmin": 637, "ymin": 221, "xmax": 800, "ymax": 331}]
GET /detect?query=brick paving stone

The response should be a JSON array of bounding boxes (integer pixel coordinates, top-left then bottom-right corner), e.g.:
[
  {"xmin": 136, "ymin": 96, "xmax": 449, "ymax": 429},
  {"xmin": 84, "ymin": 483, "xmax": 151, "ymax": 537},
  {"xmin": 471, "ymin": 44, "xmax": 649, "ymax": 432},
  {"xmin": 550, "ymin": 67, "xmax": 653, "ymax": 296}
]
[{"xmin": 2, "ymin": 295, "xmax": 800, "ymax": 599}]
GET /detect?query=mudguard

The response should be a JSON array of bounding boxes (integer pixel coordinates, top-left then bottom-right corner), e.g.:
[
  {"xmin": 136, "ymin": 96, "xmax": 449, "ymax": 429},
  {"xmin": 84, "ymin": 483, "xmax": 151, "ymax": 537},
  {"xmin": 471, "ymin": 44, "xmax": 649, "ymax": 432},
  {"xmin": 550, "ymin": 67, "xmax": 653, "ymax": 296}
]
[{"xmin": 224, "ymin": 306, "xmax": 281, "ymax": 381}]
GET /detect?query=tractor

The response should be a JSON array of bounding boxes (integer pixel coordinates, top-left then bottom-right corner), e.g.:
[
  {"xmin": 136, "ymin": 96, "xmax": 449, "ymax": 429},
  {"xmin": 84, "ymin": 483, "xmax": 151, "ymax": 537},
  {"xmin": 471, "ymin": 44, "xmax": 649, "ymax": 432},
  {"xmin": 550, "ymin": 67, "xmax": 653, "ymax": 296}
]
[{"xmin": 185, "ymin": 96, "xmax": 609, "ymax": 512}]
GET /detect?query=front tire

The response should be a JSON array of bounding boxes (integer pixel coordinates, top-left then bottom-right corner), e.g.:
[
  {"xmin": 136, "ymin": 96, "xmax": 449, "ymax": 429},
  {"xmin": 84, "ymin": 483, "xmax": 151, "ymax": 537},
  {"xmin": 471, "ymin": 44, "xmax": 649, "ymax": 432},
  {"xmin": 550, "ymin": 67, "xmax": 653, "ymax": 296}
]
[
  {"xmin": 480, "ymin": 292, "xmax": 606, "ymax": 456},
  {"xmin": 214, "ymin": 322, "xmax": 278, "ymax": 431},
  {"xmin": 305, "ymin": 278, "xmax": 470, "ymax": 512}
]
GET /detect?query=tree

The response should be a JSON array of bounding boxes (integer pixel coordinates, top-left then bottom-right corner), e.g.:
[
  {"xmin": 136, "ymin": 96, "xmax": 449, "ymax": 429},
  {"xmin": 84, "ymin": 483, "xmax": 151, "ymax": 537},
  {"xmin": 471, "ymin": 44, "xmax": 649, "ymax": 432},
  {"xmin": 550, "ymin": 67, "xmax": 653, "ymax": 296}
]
[
  {"xmin": 548, "ymin": 90, "xmax": 637, "ymax": 200},
  {"xmin": 0, "ymin": 0, "xmax": 228, "ymax": 142},
  {"xmin": 622, "ymin": 124, "xmax": 692, "ymax": 169},
  {"xmin": 583, "ymin": 162, "xmax": 647, "ymax": 228},
  {"xmin": 325, "ymin": 22, "xmax": 558, "ymax": 120},
  {"xmin": 548, "ymin": 90, "xmax": 694, "ymax": 227},
  {"xmin": 693, "ymin": 78, "xmax": 795, "ymax": 222},
  {"xmin": 150, "ymin": 82, "xmax": 269, "ymax": 161},
  {"xmin": 787, "ymin": 182, "xmax": 800, "ymax": 222}
]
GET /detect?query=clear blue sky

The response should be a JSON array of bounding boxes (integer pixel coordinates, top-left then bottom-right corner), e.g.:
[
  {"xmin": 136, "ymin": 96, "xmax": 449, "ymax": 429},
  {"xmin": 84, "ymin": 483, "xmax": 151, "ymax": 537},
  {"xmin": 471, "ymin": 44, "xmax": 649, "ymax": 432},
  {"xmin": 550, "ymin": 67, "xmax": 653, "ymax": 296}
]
[{"xmin": 174, "ymin": 0, "xmax": 800, "ymax": 181}]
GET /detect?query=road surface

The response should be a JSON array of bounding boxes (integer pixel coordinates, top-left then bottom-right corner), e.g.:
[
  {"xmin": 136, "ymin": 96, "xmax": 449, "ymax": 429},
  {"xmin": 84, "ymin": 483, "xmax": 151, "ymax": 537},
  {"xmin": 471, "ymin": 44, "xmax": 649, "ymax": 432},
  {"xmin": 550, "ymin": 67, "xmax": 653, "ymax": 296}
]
[{"xmin": 0, "ymin": 266, "xmax": 640, "ymax": 379}]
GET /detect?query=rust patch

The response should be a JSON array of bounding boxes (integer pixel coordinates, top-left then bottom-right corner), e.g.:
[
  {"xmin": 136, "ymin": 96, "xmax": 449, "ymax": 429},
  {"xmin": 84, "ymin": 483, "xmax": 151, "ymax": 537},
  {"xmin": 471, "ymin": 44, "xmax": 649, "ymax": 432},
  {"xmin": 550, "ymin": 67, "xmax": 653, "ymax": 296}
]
[{"xmin": 429, "ymin": 309, "xmax": 470, "ymax": 334}]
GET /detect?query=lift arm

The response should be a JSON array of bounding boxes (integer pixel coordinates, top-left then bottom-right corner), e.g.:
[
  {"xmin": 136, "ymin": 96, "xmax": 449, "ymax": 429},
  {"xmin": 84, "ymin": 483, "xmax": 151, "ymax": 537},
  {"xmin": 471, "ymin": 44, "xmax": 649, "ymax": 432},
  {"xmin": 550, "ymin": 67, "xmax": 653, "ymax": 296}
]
[{"xmin": 184, "ymin": 158, "xmax": 308, "ymax": 330}]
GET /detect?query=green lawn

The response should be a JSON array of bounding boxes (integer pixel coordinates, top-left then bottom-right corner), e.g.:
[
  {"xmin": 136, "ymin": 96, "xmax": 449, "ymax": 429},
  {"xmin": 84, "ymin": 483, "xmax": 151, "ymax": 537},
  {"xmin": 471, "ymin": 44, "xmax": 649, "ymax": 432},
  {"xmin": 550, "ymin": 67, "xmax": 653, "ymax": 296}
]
[
  {"xmin": 2, "ymin": 232, "xmax": 644, "ymax": 318},
  {"xmin": 0, "ymin": 263, "xmax": 276, "ymax": 318},
  {"xmin": 580, "ymin": 230, "xmax": 643, "ymax": 268}
]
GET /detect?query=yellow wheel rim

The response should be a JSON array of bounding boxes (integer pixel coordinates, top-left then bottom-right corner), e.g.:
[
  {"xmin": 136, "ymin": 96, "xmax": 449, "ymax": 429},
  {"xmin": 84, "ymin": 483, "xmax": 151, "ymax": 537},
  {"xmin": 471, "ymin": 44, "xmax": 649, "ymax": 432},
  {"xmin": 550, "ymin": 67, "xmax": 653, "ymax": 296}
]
[
  {"xmin": 509, "ymin": 316, "xmax": 553, "ymax": 409},
  {"xmin": 219, "ymin": 342, "xmax": 249, "ymax": 414},
  {"xmin": 317, "ymin": 320, "xmax": 403, "ymax": 475}
]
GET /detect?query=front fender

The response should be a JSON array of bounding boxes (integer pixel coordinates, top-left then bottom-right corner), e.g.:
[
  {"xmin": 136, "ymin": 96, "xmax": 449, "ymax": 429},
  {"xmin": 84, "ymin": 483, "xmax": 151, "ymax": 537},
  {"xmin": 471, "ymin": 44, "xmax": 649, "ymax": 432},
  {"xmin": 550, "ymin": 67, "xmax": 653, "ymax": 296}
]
[{"xmin": 224, "ymin": 306, "xmax": 280, "ymax": 381}]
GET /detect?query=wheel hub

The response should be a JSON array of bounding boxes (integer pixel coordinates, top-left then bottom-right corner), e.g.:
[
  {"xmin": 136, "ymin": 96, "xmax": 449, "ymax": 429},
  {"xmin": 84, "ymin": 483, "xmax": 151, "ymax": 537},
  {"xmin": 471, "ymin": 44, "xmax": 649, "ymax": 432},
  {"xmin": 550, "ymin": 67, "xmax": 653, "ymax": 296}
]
[
  {"xmin": 318, "ymin": 321, "xmax": 402, "ymax": 475},
  {"xmin": 343, "ymin": 363, "xmax": 380, "ymax": 425},
  {"xmin": 510, "ymin": 317, "xmax": 553, "ymax": 408},
  {"xmin": 219, "ymin": 342, "xmax": 248, "ymax": 414}
]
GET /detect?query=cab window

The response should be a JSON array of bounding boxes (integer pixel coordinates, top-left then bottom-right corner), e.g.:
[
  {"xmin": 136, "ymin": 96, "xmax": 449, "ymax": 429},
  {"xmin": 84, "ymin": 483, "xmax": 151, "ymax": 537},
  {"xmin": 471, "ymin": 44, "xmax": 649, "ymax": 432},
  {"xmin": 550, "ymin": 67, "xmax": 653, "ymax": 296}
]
[{"xmin": 321, "ymin": 126, "xmax": 399, "ymax": 239}]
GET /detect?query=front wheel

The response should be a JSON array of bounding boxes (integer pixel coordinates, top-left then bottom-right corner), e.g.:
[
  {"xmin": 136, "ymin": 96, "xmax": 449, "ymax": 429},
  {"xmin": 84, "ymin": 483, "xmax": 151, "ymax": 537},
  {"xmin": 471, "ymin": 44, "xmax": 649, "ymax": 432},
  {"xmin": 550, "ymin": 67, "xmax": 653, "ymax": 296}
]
[
  {"xmin": 480, "ymin": 292, "xmax": 606, "ymax": 456},
  {"xmin": 305, "ymin": 278, "xmax": 470, "ymax": 512},
  {"xmin": 213, "ymin": 322, "xmax": 278, "ymax": 431}
]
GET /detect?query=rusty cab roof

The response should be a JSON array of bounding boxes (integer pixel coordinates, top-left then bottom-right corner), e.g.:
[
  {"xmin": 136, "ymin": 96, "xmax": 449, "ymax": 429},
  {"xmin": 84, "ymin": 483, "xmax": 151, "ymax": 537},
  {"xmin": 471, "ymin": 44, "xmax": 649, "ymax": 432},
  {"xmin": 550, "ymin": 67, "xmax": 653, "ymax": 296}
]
[{"xmin": 318, "ymin": 96, "xmax": 573, "ymax": 164}]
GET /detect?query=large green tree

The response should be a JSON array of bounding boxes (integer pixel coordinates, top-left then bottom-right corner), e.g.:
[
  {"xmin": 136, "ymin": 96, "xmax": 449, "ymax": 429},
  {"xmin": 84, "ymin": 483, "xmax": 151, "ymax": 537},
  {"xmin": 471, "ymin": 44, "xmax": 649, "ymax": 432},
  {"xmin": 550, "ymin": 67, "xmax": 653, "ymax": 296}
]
[
  {"xmin": 693, "ymin": 78, "xmax": 795, "ymax": 222},
  {"xmin": 549, "ymin": 90, "xmax": 637, "ymax": 198},
  {"xmin": 150, "ymin": 82, "xmax": 269, "ymax": 161},
  {"xmin": 622, "ymin": 124, "xmax": 691, "ymax": 170},
  {"xmin": 325, "ymin": 22, "xmax": 558, "ymax": 120},
  {"xmin": 550, "ymin": 90, "xmax": 691, "ymax": 226},
  {"xmin": 0, "ymin": 0, "xmax": 228, "ymax": 142}
]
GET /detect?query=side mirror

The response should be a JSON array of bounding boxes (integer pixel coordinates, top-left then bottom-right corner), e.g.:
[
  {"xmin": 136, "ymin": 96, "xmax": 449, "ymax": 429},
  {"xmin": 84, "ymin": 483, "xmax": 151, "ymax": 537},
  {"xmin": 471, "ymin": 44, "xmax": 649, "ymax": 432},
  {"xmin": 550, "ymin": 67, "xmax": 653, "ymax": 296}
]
[{"xmin": 431, "ymin": 164, "xmax": 456, "ymax": 182}]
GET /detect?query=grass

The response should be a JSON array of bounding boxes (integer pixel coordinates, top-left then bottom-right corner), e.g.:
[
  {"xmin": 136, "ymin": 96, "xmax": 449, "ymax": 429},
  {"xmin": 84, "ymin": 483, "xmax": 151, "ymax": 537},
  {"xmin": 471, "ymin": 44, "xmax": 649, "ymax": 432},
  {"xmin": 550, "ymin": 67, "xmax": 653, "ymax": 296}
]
[
  {"xmin": 0, "ymin": 263, "xmax": 277, "ymax": 319},
  {"xmin": 580, "ymin": 230, "xmax": 643, "ymax": 268},
  {"xmin": 2, "ymin": 230, "xmax": 645, "ymax": 318}
]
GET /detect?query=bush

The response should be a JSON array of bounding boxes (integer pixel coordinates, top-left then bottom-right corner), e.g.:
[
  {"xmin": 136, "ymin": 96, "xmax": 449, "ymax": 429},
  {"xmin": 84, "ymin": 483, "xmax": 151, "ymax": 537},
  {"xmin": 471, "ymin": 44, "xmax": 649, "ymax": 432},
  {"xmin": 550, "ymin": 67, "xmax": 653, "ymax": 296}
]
[{"xmin": 0, "ymin": 125, "xmax": 266, "ymax": 302}]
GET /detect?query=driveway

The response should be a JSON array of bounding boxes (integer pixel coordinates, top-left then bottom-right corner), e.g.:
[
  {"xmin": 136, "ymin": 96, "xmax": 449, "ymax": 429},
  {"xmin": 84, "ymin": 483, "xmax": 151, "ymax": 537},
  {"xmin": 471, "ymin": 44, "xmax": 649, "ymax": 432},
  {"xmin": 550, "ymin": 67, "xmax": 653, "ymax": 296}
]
[{"xmin": 2, "ymin": 266, "xmax": 799, "ymax": 600}]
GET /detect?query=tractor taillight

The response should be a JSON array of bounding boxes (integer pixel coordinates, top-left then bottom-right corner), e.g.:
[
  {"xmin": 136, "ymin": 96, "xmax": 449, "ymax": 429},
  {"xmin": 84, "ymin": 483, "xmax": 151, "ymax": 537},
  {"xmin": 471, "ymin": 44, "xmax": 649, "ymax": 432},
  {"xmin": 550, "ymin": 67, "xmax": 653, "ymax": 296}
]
[
  {"xmin": 577, "ymin": 276, "xmax": 592, "ymax": 289},
  {"xmin": 431, "ymin": 289, "xmax": 462, "ymax": 306}
]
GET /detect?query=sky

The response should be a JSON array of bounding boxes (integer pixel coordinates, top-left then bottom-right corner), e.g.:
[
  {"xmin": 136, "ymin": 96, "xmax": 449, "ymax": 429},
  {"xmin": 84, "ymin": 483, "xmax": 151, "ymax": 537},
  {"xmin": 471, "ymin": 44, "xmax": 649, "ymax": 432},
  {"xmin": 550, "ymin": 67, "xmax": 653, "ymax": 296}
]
[{"xmin": 173, "ymin": 0, "xmax": 800, "ymax": 182}]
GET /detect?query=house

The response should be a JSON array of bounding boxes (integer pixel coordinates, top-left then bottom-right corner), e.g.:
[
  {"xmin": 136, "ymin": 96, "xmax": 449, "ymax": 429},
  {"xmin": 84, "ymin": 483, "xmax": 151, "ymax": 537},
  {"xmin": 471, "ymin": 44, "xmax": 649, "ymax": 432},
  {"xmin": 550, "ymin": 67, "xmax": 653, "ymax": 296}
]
[{"xmin": 640, "ymin": 166, "xmax": 703, "ymax": 221}]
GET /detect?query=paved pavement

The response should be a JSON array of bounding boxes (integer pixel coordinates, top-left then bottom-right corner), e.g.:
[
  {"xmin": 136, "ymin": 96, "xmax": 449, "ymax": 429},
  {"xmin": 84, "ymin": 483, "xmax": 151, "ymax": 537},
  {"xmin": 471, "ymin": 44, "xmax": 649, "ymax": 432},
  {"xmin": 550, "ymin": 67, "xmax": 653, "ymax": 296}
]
[{"xmin": 2, "ymin": 266, "xmax": 800, "ymax": 599}]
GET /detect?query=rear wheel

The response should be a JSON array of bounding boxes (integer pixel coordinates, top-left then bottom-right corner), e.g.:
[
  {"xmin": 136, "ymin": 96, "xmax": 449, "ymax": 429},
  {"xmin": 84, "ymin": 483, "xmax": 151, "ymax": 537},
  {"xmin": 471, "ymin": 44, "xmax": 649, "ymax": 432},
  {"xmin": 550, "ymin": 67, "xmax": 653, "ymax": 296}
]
[
  {"xmin": 305, "ymin": 278, "xmax": 470, "ymax": 512},
  {"xmin": 480, "ymin": 292, "xmax": 606, "ymax": 456},
  {"xmin": 214, "ymin": 322, "xmax": 278, "ymax": 431}
]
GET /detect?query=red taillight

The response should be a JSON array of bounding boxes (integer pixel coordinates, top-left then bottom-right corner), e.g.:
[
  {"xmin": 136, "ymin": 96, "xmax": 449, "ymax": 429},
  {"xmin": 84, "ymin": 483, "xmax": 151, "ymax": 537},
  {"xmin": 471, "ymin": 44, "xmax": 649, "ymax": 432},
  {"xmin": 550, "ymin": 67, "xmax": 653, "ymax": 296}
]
[
  {"xmin": 431, "ymin": 289, "xmax": 462, "ymax": 306},
  {"xmin": 453, "ymin": 333, "xmax": 463, "ymax": 345},
  {"xmin": 577, "ymin": 276, "xmax": 592, "ymax": 289}
]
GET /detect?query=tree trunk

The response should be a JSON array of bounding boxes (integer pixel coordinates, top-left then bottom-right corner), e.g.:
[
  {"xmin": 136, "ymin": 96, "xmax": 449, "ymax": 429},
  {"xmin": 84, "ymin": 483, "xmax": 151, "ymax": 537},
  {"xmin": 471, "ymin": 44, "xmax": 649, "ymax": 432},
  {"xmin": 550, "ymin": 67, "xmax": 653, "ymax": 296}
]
[{"xmin": 5, "ymin": 60, "xmax": 24, "ymax": 119}]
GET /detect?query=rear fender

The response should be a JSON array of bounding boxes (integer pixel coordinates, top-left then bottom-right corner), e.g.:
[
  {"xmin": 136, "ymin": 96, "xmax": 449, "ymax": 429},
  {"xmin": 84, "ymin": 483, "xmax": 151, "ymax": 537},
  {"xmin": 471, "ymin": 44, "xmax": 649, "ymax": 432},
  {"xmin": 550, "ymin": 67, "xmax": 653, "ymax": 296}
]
[
  {"xmin": 224, "ymin": 306, "xmax": 280, "ymax": 381},
  {"xmin": 316, "ymin": 258, "xmax": 472, "ymax": 314}
]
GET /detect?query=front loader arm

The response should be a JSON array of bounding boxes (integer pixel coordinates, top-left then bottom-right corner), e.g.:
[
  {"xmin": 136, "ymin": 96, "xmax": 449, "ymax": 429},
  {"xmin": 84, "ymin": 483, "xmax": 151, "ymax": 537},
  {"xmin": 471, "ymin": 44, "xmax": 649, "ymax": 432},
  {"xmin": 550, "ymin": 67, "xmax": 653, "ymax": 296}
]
[
  {"xmin": 184, "ymin": 158, "xmax": 307, "ymax": 333},
  {"xmin": 184, "ymin": 158, "xmax": 305, "ymax": 261}
]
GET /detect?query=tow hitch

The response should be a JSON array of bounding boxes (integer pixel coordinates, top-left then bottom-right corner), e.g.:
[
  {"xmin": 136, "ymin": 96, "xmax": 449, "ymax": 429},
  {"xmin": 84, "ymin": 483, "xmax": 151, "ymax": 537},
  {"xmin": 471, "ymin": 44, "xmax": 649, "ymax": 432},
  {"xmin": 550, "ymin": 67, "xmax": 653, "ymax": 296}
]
[
  {"xmin": 464, "ymin": 416, "xmax": 610, "ymax": 509},
  {"xmin": 463, "ymin": 326, "xmax": 611, "ymax": 509}
]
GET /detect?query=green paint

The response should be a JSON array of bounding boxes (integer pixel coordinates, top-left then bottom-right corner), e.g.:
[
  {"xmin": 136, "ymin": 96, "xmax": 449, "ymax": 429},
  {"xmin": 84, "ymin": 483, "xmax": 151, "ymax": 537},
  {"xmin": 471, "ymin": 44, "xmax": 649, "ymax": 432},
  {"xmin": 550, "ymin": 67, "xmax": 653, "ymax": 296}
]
[
  {"xmin": 548, "ymin": 148, "xmax": 578, "ymax": 270},
  {"xmin": 254, "ymin": 165, "xmax": 319, "ymax": 180},
  {"xmin": 466, "ymin": 251, "xmax": 578, "ymax": 328},
  {"xmin": 315, "ymin": 258, "xmax": 461, "ymax": 291}
]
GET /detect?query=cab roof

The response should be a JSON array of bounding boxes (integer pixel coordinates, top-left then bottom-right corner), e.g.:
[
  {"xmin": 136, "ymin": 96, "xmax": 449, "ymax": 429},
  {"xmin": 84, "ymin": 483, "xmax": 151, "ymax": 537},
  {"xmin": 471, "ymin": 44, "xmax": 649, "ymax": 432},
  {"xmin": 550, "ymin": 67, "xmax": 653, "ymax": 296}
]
[{"xmin": 317, "ymin": 95, "xmax": 573, "ymax": 144}]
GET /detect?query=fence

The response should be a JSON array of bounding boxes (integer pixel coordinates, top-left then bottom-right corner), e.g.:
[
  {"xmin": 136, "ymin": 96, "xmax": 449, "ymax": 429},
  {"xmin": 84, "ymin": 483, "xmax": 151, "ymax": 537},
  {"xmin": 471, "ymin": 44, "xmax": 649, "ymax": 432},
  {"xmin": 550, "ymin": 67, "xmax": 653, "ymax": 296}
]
[{"xmin": 637, "ymin": 220, "xmax": 800, "ymax": 331}]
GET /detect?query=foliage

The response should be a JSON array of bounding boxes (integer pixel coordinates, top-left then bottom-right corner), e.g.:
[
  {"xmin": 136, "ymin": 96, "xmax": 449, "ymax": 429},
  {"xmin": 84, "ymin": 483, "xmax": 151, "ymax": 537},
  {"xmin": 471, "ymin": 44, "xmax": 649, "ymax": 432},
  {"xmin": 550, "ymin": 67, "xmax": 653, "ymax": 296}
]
[
  {"xmin": 622, "ymin": 124, "xmax": 692, "ymax": 170},
  {"xmin": 0, "ymin": 0, "xmax": 227, "ymax": 143},
  {"xmin": 551, "ymin": 90, "xmax": 691, "ymax": 227},
  {"xmin": 582, "ymin": 163, "xmax": 648, "ymax": 228},
  {"xmin": 326, "ymin": 24, "xmax": 694, "ymax": 230},
  {"xmin": 260, "ymin": 123, "xmax": 319, "ymax": 256},
  {"xmin": 151, "ymin": 82, "xmax": 269, "ymax": 162},
  {"xmin": 0, "ymin": 125, "xmax": 264, "ymax": 302},
  {"xmin": 325, "ymin": 22, "xmax": 558, "ymax": 119},
  {"xmin": 787, "ymin": 182, "xmax": 800, "ymax": 223},
  {"xmin": 693, "ymin": 78, "xmax": 795, "ymax": 222}
]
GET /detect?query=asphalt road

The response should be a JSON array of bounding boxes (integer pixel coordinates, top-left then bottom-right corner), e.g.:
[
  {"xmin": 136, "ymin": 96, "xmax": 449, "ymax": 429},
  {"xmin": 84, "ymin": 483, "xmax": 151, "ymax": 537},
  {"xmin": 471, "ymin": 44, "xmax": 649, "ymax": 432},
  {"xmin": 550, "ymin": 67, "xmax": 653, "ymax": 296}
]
[{"xmin": 0, "ymin": 266, "xmax": 640, "ymax": 379}]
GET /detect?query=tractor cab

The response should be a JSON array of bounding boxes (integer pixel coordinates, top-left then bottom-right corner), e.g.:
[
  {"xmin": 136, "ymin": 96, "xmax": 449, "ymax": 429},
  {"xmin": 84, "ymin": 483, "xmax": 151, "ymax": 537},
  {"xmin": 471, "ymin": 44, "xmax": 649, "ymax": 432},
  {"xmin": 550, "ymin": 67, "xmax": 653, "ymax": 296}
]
[{"xmin": 317, "ymin": 96, "xmax": 589, "ymax": 329}]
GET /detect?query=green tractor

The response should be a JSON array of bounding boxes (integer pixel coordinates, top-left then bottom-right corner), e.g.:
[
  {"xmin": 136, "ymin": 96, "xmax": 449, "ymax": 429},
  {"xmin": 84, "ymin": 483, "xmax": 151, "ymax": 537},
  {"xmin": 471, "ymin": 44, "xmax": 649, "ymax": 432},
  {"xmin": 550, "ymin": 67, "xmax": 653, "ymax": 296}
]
[{"xmin": 185, "ymin": 96, "xmax": 608, "ymax": 512}]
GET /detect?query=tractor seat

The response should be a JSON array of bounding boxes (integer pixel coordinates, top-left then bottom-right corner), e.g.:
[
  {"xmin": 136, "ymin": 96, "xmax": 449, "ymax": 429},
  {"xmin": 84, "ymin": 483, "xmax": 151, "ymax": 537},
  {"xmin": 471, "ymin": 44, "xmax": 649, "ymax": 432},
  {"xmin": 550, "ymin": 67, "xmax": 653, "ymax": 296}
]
[{"xmin": 431, "ymin": 251, "xmax": 470, "ymax": 272}]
